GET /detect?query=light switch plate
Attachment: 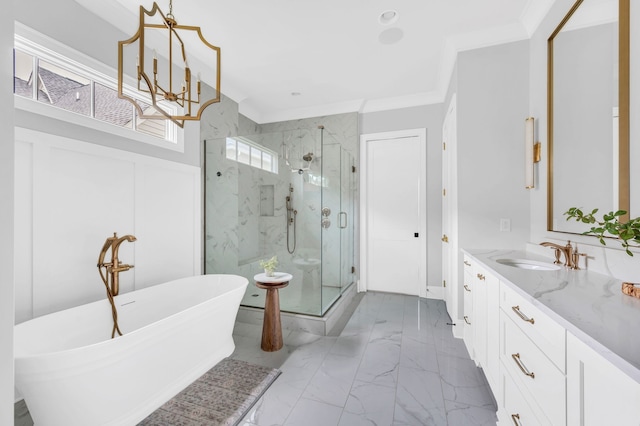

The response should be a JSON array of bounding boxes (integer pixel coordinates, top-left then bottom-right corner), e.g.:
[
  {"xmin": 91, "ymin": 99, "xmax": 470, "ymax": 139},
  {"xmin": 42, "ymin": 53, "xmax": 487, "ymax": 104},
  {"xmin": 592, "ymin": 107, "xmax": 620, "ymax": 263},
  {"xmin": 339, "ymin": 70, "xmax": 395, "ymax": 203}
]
[{"xmin": 500, "ymin": 218, "xmax": 511, "ymax": 232}]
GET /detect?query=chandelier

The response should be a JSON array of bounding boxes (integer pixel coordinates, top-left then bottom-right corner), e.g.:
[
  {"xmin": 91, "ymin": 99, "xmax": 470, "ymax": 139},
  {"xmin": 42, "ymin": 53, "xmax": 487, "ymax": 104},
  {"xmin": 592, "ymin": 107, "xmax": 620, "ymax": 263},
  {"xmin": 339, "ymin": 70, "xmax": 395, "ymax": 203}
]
[{"xmin": 117, "ymin": 0, "xmax": 221, "ymax": 128}]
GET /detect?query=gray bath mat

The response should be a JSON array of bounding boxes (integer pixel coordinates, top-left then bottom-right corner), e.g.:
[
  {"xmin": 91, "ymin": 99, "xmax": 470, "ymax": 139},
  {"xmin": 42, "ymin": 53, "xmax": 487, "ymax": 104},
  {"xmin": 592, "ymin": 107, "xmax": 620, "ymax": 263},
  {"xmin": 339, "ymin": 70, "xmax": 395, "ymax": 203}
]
[{"xmin": 138, "ymin": 358, "xmax": 281, "ymax": 426}]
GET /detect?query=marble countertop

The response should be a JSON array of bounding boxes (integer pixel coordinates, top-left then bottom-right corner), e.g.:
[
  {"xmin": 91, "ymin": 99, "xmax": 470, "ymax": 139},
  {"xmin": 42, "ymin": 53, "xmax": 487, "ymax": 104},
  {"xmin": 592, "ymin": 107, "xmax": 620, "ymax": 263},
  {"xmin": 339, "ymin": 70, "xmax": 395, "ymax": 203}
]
[
  {"xmin": 462, "ymin": 248, "xmax": 640, "ymax": 384},
  {"xmin": 254, "ymin": 272, "xmax": 293, "ymax": 284}
]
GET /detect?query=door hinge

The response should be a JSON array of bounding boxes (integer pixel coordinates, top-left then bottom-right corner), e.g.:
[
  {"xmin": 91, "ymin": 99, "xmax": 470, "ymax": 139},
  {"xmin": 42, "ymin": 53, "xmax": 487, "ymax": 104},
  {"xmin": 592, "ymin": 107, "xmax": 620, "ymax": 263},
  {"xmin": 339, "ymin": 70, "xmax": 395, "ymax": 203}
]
[
  {"xmin": 352, "ymin": 166, "xmax": 356, "ymax": 173},
  {"xmin": 443, "ymin": 280, "xmax": 446, "ymax": 287},
  {"xmin": 351, "ymin": 266, "xmax": 356, "ymax": 274},
  {"xmin": 443, "ymin": 142, "xmax": 446, "ymax": 150},
  {"xmin": 443, "ymin": 188, "xmax": 446, "ymax": 197}
]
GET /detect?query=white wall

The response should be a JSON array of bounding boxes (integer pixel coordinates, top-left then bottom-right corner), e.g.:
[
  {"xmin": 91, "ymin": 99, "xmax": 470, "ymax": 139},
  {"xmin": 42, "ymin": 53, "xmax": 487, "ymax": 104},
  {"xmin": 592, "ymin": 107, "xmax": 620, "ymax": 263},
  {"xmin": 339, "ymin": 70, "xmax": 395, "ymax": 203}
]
[
  {"xmin": 1, "ymin": 3, "xmax": 14, "ymax": 423},
  {"xmin": 14, "ymin": 128, "xmax": 201, "ymax": 323},
  {"xmin": 456, "ymin": 40, "xmax": 531, "ymax": 252},
  {"xmin": 360, "ymin": 105, "xmax": 444, "ymax": 290}
]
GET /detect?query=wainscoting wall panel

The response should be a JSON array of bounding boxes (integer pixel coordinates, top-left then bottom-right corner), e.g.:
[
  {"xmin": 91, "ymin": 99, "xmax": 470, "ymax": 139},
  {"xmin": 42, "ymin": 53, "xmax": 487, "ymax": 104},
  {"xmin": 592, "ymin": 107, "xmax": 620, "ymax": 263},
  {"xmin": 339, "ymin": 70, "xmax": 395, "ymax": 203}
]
[{"xmin": 14, "ymin": 128, "xmax": 201, "ymax": 323}]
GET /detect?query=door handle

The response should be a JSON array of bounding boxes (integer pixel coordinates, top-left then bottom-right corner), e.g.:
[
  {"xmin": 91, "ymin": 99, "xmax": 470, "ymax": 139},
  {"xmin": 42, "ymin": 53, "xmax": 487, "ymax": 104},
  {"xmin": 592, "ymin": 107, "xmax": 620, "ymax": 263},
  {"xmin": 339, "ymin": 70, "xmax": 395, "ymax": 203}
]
[
  {"xmin": 339, "ymin": 212, "xmax": 348, "ymax": 229},
  {"xmin": 441, "ymin": 234, "xmax": 449, "ymax": 243}
]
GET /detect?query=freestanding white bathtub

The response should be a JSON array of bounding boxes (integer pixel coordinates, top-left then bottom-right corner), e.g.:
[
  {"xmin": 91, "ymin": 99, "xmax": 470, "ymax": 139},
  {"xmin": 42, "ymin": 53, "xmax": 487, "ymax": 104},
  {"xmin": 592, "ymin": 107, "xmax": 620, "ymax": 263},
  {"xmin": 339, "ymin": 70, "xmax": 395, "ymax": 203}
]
[{"xmin": 14, "ymin": 274, "xmax": 248, "ymax": 426}]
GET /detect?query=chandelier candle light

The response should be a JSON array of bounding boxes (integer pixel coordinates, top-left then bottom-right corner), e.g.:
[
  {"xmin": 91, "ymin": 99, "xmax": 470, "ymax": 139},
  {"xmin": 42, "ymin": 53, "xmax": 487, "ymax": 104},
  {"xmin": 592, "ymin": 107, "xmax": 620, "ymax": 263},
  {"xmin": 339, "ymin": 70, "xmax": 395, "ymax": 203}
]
[{"xmin": 117, "ymin": 0, "xmax": 221, "ymax": 127}]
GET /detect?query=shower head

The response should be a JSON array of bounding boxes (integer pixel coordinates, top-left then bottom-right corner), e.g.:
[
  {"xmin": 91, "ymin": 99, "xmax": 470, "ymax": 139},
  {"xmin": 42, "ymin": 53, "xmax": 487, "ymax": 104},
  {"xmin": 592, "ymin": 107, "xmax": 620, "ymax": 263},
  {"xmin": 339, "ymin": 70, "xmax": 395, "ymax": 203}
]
[{"xmin": 302, "ymin": 152, "xmax": 314, "ymax": 162}]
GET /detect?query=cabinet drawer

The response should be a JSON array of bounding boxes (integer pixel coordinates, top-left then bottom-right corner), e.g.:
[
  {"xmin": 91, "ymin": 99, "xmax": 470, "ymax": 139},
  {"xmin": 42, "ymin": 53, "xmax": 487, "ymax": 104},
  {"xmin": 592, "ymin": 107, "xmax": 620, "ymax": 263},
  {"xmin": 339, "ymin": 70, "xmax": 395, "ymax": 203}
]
[
  {"xmin": 500, "ymin": 364, "xmax": 551, "ymax": 426},
  {"xmin": 501, "ymin": 312, "xmax": 566, "ymax": 426},
  {"xmin": 500, "ymin": 282, "xmax": 566, "ymax": 371}
]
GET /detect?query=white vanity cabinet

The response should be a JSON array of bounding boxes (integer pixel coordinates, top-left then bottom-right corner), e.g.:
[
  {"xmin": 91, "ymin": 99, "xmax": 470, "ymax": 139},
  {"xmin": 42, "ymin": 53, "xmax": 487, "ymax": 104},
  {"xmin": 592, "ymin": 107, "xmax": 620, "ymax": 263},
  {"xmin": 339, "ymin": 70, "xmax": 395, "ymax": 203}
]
[
  {"xmin": 566, "ymin": 332, "xmax": 640, "ymax": 425},
  {"xmin": 461, "ymin": 250, "xmax": 640, "ymax": 426},
  {"xmin": 462, "ymin": 256, "xmax": 474, "ymax": 356},
  {"xmin": 498, "ymin": 282, "xmax": 567, "ymax": 426},
  {"xmin": 462, "ymin": 255, "xmax": 501, "ymax": 396}
]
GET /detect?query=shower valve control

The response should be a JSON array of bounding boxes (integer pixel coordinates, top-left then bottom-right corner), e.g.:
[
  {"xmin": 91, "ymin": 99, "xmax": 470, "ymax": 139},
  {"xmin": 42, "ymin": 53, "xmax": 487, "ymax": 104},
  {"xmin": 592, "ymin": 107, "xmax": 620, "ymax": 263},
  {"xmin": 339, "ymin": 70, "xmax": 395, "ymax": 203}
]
[
  {"xmin": 322, "ymin": 207, "xmax": 331, "ymax": 217},
  {"xmin": 322, "ymin": 219, "xmax": 331, "ymax": 229}
]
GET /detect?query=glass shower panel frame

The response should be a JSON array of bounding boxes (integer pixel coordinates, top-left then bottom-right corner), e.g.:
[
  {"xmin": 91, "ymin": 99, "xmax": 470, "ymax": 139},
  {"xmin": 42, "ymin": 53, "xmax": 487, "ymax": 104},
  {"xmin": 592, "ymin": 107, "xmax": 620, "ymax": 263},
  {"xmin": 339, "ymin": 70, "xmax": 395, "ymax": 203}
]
[
  {"xmin": 340, "ymin": 149, "xmax": 355, "ymax": 292},
  {"xmin": 320, "ymin": 140, "xmax": 342, "ymax": 314}
]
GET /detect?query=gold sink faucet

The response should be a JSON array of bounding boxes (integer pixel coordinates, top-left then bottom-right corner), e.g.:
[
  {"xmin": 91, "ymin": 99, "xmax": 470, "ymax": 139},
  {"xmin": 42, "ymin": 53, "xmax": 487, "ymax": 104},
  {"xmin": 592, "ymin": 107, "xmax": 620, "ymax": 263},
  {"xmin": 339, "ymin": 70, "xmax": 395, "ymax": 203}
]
[
  {"xmin": 97, "ymin": 232, "xmax": 136, "ymax": 338},
  {"xmin": 540, "ymin": 240, "xmax": 582, "ymax": 269}
]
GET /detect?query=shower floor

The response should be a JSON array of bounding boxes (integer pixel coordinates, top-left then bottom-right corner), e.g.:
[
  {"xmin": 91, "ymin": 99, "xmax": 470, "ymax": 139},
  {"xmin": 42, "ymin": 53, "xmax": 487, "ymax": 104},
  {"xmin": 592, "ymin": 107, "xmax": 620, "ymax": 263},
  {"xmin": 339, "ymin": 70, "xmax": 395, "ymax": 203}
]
[{"xmin": 241, "ymin": 280, "xmax": 342, "ymax": 317}]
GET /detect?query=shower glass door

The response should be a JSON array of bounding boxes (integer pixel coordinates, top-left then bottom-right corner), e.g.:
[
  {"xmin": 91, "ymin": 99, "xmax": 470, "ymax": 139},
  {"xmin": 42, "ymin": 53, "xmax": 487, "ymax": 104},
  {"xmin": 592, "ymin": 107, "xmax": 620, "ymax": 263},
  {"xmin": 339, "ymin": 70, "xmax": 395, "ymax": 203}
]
[
  {"xmin": 204, "ymin": 125, "xmax": 355, "ymax": 317},
  {"xmin": 320, "ymin": 132, "xmax": 355, "ymax": 314}
]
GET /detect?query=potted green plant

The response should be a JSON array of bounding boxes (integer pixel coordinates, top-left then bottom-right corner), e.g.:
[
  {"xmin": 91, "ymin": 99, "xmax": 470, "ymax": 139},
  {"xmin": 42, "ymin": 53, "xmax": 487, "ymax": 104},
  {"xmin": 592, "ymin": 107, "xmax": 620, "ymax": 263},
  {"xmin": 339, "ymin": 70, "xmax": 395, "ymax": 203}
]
[
  {"xmin": 259, "ymin": 256, "xmax": 278, "ymax": 277},
  {"xmin": 565, "ymin": 207, "xmax": 640, "ymax": 298},
  {"xmin": 564, "ymin": 208, "xmax": 640, "ymax": 256}
]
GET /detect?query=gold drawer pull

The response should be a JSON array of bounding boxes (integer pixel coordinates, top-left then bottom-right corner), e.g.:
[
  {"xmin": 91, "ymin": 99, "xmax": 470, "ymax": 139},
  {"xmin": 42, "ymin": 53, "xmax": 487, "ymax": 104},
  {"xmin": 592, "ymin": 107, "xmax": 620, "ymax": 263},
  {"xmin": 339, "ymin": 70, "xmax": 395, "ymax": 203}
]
[
  {"xmin": 464, "ymin": 316, "xmax": 471, "ymax": 325},
  {"xmin": 477, "ymin": 273, "xmax": 485, "ymax": 280},
  {"xmin": 464, "ymin": 284, "xmax": 471, "ymax": 292},
  {"xmin": 511, "ymin": 413, "xmax": 522, "ymax": 426},
  {"xmin": 512, "ymin": 353, "xmax": 535, "ymax": 379},
  {"xmin": 464, "ymin": 260, "xmax": 471, "ymax": 266},
  {"xmin": 512, "ymin": 305, "xmax": 535, "ymax": 324}
]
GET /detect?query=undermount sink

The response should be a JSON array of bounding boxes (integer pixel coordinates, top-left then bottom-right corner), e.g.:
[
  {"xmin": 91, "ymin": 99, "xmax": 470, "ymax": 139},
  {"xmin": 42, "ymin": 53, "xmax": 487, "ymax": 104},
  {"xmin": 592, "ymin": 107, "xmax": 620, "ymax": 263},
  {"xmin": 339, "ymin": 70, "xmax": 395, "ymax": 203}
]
[{"xmin": 496, "ymin": 258, "xmax": 561, "ymax": 271}]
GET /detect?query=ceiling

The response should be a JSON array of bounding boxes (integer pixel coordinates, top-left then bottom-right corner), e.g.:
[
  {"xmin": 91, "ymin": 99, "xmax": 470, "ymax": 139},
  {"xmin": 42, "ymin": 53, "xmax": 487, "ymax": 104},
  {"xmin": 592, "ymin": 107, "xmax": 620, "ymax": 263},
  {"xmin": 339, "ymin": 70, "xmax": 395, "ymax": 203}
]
[{"xmin": 75, "ymin": 0, "xmax": 555, "ymax": 124}]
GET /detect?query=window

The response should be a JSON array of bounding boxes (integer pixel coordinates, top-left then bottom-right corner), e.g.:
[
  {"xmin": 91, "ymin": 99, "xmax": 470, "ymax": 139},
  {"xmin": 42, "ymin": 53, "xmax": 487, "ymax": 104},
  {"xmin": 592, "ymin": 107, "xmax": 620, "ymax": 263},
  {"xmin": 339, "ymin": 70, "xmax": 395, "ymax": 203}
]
[
  {"xmin": 13, "ymin": 30, "xmax": 178, "ymax": 145},
  {"xmin": 225, "ymin": 137, "xmax": 278, "ymax": 174}
]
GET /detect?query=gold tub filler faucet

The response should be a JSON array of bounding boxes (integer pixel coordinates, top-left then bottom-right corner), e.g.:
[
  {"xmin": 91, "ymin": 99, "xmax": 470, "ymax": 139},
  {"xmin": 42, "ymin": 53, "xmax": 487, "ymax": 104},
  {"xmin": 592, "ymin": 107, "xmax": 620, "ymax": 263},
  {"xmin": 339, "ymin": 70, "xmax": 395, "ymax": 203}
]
[{"xmin": 97, "ymin": 232, "xmax": 136, "ymax": 338}]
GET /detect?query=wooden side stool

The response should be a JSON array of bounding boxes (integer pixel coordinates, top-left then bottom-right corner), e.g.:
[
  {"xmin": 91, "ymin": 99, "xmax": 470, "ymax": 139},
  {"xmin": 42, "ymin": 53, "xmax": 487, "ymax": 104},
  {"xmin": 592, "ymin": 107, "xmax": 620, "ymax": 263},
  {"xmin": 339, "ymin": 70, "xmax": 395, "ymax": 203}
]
[{"xmin": 254, "ymin": 272, "xmax": 292, "ymax": 352}]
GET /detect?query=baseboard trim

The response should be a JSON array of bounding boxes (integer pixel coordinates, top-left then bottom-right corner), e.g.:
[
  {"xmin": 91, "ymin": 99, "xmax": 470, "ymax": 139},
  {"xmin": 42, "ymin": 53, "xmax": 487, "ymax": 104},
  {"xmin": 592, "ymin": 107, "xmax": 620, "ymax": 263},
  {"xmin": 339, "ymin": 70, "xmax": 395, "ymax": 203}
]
[{"xmin": 426, "ymin": 285, "xmax": 444, "ymax": 300}]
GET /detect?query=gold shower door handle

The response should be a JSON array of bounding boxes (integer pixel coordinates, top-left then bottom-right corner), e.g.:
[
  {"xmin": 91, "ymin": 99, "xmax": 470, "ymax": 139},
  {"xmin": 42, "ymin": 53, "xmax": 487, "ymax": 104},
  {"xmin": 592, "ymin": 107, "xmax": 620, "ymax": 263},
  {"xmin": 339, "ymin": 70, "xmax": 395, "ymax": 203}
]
[{"xmin": 441, "ymin": 234, "xmax": 449, "ymax": 243}]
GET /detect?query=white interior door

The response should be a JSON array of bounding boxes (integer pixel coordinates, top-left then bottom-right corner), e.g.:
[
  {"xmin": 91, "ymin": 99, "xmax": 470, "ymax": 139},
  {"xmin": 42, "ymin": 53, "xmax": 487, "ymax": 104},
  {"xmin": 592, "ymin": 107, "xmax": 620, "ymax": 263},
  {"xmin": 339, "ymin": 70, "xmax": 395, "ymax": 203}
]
[{"xmin": 360, "ymin": 129, "xmax": 427, "ymax": 297}]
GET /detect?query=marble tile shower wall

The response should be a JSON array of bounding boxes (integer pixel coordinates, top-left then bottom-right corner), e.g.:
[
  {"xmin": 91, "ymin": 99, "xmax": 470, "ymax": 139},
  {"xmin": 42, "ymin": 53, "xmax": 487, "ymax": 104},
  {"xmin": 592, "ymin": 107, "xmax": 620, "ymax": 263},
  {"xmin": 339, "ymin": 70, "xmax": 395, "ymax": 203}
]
[{"xmin": 202, "ymin": 93, "xmax": 359, "ymax": 314}]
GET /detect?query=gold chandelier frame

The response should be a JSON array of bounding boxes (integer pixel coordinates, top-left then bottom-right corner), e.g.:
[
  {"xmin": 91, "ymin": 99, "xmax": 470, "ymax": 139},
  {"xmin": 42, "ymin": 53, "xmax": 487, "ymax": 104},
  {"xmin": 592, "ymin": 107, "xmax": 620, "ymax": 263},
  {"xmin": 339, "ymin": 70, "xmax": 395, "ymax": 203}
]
[{"xmin": 117, "ymin": 2, "xmax": 221, "ymax": 128}]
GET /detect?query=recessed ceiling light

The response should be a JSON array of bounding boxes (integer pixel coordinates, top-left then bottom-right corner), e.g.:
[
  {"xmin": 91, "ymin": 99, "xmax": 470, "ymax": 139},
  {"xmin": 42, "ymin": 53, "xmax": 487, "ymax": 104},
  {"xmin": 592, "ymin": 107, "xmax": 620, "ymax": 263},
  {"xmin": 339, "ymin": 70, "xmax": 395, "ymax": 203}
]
[{"xmin": 378, "ymin": 10, "xmax": 398, "ymax": 25}]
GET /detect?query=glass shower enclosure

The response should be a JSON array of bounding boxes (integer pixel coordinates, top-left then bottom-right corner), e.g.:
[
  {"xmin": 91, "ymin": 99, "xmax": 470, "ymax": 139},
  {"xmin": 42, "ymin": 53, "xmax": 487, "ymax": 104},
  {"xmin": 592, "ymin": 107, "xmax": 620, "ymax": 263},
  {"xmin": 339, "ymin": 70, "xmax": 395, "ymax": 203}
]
[{"xmin": 204, "ymin": 126, "xmax": 355, "ymax": 316}]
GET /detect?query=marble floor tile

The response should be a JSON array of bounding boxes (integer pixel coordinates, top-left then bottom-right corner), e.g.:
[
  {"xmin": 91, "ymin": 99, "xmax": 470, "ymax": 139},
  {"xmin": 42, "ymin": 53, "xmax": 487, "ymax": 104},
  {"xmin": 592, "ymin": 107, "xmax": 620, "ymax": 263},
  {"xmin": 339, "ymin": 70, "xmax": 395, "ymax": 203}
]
[
  {"xmin": 233, "ymin": 292, "xmax": 496, "ymax": 426},
  {"xmin": 302, "ymin": 352, "xmax": 362, "ymax": 407},
  {"xmin": 438, "ymin": 355, "xmax": 496, "ymax": 408},
  {"xmin": 353, "ymin": 338, "xmax": 401, "ymax": 388},
  {"xmin": 341, "ymin": 380, "xmax": 397, "ymax": 426},
  {"xmin": 400, "ymin": 335, "xmax": 439, "ymax": 373},
  {"xmin": 394, "ymin": 366, "xmax": 447, "ymax": 426},
  {"xmin": 283, "ymin": 397, "xmax": 344, "ymax": 426},
  {"xmin": 330, "ymin": 333, "xmax": 371, "ymax": 357},
  {"xmin": 445, "ymin": 400, "xmax": 498, "ymax": 426}
]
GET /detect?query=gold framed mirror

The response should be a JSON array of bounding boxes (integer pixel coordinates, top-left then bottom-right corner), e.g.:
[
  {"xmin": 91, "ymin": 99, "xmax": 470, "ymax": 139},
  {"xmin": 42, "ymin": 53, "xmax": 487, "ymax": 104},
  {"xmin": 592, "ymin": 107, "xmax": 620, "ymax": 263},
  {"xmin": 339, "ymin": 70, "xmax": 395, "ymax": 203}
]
[{"xmin": 547, "ymin": 0, "xmax": 630, "ymax": 232}]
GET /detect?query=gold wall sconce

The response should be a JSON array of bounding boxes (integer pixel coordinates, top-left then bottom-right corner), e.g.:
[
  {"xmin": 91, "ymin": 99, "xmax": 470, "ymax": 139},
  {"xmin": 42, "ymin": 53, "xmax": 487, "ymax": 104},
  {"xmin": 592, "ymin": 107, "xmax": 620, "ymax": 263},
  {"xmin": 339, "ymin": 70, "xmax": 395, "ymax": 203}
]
[
  {"xmin": 117, "ymin": 0, "xmax": 221, "ymax": 128},
  {"xmin": 525, "ymin": 117, "xmax": 541, "ymax": 189}
]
